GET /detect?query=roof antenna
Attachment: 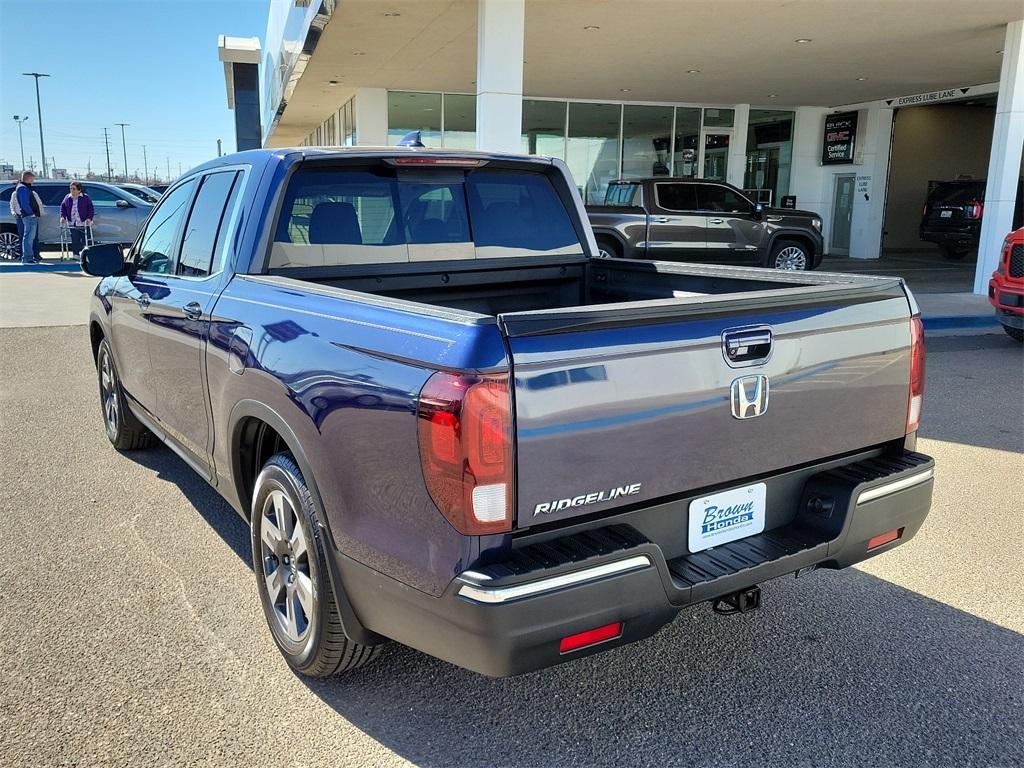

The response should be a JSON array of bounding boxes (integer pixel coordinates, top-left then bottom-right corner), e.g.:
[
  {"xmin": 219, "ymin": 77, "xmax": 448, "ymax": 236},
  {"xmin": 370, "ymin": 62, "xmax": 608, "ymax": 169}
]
[{"xmin": 397, "ymin": 130, "xmax": 425, "ymax": 148}]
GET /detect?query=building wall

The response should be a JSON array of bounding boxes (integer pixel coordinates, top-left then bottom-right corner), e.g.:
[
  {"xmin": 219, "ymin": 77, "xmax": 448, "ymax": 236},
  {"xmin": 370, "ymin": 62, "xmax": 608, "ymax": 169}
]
[{"xmin": 883, "ymin": 104, "xmax": 995, "ymax": 250}]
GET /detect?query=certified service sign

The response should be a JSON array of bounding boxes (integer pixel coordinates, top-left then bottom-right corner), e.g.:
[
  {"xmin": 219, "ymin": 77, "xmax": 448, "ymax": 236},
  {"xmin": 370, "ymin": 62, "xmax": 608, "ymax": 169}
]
[
  {"xmin": 822, "ymin": 111, "xmax": 858, "ymax": 165},
  {"xmin": 687, "ymin": 482, "xmax": 767, "ymax": 553}
]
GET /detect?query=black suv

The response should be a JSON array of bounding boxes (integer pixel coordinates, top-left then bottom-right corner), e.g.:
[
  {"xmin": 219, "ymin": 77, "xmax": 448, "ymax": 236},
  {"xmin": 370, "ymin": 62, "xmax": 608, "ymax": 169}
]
[
  {"xmin": 920, "ymin": 178, "xmax": 1024, "ymax": 260},
  {"xmin": 587, "ymin": 178, "xmax": 824, "ymax": 270}
]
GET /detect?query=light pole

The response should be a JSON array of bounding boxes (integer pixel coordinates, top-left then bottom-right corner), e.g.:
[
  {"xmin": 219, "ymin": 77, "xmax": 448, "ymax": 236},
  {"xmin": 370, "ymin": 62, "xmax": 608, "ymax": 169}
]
[
  {"xmin": 22, "ymin": 72, "xmax": 50, "ymax": 177},
  {"xmin": 142, "ymin": 145, "xmax": 149, "ymax": 183},
  {"xmin": 114, "ymin": 123, "xmax": 130, "ymax": 179},
  {"xmin": 12, "ymin": 116, "xmax": 28, "ymax": 171}
]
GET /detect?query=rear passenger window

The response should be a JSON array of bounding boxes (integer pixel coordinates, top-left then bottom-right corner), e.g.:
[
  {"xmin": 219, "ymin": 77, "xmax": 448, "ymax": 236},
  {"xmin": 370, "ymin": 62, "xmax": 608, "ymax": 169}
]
[
  {"xmin": 36, "ymin": 186, "xmax": 68, "ymax": 206},
  {"xmin": 655, "ymin": 183, "xmax": 697, "ymax": 212},
  {"xmin": 178, "ymin": 171, "xmax": 240, "ymax": 277},
  {"xmin": 696, "ymin": 185, "xmax": 752, "ymax": 213}
]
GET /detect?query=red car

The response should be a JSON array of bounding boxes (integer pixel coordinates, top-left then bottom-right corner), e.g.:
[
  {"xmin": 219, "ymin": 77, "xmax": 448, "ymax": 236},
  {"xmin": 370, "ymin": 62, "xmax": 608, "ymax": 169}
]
[{"xmin": 989, "ymin": 227, "xmax": 1024, "ymax": 342}]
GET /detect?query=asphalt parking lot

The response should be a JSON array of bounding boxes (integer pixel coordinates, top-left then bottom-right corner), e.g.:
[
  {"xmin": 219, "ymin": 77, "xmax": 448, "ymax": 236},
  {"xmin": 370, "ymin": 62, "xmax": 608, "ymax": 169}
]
[{"xmin": 1, "ymin": 321, "xmax": 1022, "ymax": 766}]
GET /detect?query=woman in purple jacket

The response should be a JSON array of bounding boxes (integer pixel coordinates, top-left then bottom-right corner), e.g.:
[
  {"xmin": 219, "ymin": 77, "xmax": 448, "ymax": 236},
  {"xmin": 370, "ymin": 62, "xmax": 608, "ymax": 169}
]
[{"xmin": 60, "ymin": 181, "xmax": 95, "ymax": 259}]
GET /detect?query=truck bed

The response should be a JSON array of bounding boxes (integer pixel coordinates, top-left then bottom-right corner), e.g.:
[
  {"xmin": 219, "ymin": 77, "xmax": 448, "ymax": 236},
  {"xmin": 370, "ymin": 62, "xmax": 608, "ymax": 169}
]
[{"xmin": 269, "ymin": 255, "xmax": 886, "ymax": 319}]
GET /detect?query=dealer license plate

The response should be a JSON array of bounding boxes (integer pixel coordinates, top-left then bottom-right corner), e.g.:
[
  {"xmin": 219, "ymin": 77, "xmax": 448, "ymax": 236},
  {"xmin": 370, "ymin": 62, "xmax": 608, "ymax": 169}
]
[
  {"xmin": 688, "ymin": 482, "xmax": 767, "ymax": 553},
  {"xmin": 940, "ymin": 210, "xmax": 953, "ymax": 218}
]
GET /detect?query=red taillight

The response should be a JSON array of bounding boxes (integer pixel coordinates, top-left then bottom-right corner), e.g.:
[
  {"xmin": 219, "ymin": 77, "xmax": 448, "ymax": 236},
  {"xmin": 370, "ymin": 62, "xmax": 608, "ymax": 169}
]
[
  {"xmin": 417, "ymin": 371, "xmax": 513, "ymax": 535},
  {"xmin": 559, "ymin": 622, "xmax": 623, "ymax": 653},
  {"xmin": 867, "ymin": 528, "xmax": 904, "ymax": 550},
  {"xmin": 965, "ymin": 200, "xmax": 983, "ymax": 220},
  {"xmin": 907, "ymin": 314, "xmax": 925, "ymax": 434}
]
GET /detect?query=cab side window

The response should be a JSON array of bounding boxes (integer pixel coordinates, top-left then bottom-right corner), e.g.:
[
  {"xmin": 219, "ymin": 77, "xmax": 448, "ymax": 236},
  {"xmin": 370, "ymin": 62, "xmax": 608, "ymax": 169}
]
[
  {"xmin": 178, "ymin": 171, "xmax": 240, "ymax": 278},
  {"xmin": 655, "ymin": 183, "xmax": 698, "ymax": 212},
  {"xmin": 135, "ymin": 180, "xmax": 197, "ymax": 275},
  {"xmin": 696, "ymin": 185, "xmax": 752, "ymax": 214}
]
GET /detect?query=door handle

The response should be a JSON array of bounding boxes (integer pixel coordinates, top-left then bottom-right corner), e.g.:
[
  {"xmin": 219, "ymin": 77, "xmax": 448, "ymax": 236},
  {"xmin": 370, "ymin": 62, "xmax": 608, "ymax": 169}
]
[
  {"xmin": 708, "ymin": 218, "xmax": 725, "ymax": 224},
  {"xmin": 651, "ymin": 216, "xmax": 671, "ymax": 223},
  {"xmin": 136, "ymin": 295, "xmax": 150, "ymax": 310},
  {"xmin": 183, "ymin": 301, "xmax": 203, "ymax": 320}
]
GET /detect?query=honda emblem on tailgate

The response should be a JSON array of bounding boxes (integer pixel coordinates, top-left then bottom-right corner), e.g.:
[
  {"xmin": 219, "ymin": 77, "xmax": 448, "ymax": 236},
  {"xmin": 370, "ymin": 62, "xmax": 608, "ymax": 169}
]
[{"xmin": 731, "ymin": 375, "xmax": 769, "ymax": 419}]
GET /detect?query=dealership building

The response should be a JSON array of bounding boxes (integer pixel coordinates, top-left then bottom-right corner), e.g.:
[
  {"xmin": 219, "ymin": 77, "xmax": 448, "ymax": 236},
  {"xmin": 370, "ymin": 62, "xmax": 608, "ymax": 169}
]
[{"xmin": 219, "ymin": 0, "xmax": 1024, "ymax": 294}]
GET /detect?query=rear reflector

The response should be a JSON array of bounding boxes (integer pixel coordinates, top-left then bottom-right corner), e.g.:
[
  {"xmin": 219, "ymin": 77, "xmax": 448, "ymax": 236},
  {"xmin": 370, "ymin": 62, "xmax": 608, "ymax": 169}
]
[
  {"xmin": 867, "ymin": 528, "xmax": 903, "ymax": 550},
  {"xmin": 559, "ymin": 622, "xmax": 623, "ymax": 654}
]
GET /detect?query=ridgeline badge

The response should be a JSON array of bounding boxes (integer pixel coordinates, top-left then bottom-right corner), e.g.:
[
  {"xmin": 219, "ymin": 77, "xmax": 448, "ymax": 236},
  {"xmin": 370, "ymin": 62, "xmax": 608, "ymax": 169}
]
[{"xmin": 533, "ymin": 483, "xmax": 641, "ymax": 516}]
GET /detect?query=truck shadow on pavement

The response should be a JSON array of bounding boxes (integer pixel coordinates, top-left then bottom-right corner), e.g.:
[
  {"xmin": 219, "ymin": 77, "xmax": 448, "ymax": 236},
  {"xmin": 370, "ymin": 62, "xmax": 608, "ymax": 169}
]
[{"xmin": 125, "ymin": 442, "xmax": 1024, "ymax": 768}]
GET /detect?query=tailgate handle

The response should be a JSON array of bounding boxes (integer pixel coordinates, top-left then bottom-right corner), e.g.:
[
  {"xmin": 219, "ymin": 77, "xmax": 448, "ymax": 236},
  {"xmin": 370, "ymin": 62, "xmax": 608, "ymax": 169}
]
[{"xmin": 723, "ymin": 327, "xmax": 773, "ymax": 366}]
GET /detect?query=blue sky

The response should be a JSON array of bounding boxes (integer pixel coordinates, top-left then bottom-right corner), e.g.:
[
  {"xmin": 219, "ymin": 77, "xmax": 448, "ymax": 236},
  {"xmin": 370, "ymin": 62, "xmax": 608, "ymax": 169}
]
[{"xmin": 0, "ymin": 0, "xmax": 269, "ymax": 181}]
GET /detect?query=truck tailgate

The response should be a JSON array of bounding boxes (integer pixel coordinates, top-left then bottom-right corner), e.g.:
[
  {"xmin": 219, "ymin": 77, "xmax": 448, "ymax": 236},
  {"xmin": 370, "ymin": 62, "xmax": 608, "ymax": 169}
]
[{"xmin": 501, "ymin": 281, "xmax": 913, "ymax": 528}]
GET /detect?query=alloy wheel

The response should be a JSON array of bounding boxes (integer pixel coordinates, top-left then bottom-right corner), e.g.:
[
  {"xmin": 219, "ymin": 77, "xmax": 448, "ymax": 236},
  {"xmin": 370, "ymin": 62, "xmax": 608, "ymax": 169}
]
[
  {"xmin": 774, "ymin": 246, "xmax": 807, "ymax": 270},
  {"xmin": 260, "ymin": 489, "xmax": 314, "ymax": 643},
  {"xmin": 0, "ymin": 232, "xmax": 20, "ymax": 260},
  {"xmin": 99, "ymin": 349, "xmax": 119, "ymax": 439}
]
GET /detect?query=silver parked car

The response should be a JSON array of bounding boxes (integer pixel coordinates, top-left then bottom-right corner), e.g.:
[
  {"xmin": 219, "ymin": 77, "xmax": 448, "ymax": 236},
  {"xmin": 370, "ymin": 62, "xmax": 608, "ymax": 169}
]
[
  {"xmin": 0, "ymin": 180, "xmax": 152, "ymax": 258},
  {"xmin": 118, "ymin": 183, "xmax": 163, "ymax": 204}
]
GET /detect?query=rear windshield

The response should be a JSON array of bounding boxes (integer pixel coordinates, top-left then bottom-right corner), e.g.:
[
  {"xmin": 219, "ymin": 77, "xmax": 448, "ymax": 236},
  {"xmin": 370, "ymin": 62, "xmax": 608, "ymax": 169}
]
[
  {"xmin": 271, "ymin": 164, "xmax": 583, "ymax": 268},
  {"xmin": 928, "ymin": 181, "xmax": 985, "ymax": 205}
]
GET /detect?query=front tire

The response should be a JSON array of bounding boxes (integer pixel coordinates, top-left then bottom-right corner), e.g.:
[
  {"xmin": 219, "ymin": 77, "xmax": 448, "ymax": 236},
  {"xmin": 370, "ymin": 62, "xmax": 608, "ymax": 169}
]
[
  {"xmin": 595, "ymin": 236, "xmax": 623, "ymax": 259},
  {"xmin": 251, "ymin": 453, "xmax": 381, "ymax": 677},
  {"xmin": 1002, "ymin": 324, "xmax": 1024, "ymax": 342},
  {"xmin": 96, "ymin": 339, "xmax": 154, "ymax": 450},
  {"xmin": 768, "ymin": 239, "xmax": 810, "ymax": 270},
  {"xmin": 940, "ymin": 244, "xmax": 968, "ymax": 260}
]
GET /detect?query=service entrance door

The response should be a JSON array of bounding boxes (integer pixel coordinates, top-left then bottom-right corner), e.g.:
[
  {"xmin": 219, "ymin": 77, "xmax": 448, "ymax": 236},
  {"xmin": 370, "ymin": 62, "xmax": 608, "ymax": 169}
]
[
  {"xmin": 831, "ymin": 174, "xmax": 856, "ymax": 256},
  {"xmin": 700, "ymin": 132, "xmax": 731, "ymax": 182}
]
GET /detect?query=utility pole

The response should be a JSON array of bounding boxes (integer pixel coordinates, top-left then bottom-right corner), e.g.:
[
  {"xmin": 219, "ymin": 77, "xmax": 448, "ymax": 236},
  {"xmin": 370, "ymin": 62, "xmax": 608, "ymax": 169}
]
[
  {"xmin": 166, "ymin": 156, "xmax": 171, "ymax": 180},
  {"xmin": 178, "ymin": 162, "xmax": 182, "ymax": 176},
  {"xmin": 217, "ymin": 138, "xmax": 223, "ymax": 157},
  {"xmin": 142, "ymin": 145, "xmax": 149, "ymax": 183},
  {"xmin": 12, "ymin": 116, "xmax": 28, "ymax": 171},
  {"xmin": 102, "ymin": 128, "xmax": 113, "ymax": 181},
  {"xmin": 22, "ymin": 72, "xmax": 50, "ymax": 177},
  {"xmin": 114, "ymin": 123, "xmax": 130, "ymax": 180}
]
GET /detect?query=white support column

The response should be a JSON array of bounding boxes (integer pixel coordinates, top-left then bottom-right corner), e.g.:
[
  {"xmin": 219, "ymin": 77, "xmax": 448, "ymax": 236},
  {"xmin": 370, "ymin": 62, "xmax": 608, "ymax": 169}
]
[
  {"xmin": 354, "ymin": 88, "xmax": 388, "ymax": 146},
  {"xmin": 789, "ymin": 107, "xmax": 830, "ymax": 234},
  {"xmin": 476, "ymin": 0, "xmax": 524, "ymax": 153},
  {"xmin": 975, "ymin": 20, "xmax": 1024, "ymax": 294},
  {"xmin": 727, "ymin": 104, "xmax": 749, "ymax": 189},
  {"xmin": 848, "ymin": 104, "xmax": 893, "ymax": 259}
]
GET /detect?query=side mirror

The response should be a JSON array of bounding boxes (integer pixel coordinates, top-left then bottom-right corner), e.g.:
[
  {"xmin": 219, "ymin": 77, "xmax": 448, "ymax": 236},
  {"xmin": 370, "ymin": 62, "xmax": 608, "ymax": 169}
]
[
  {"xmin": 81, "ymin": 243, "xmax": 126, "ymax": 276},
  {"xmin": 116, "ymin": 199, "xmax": 131, "ymax": 209}
]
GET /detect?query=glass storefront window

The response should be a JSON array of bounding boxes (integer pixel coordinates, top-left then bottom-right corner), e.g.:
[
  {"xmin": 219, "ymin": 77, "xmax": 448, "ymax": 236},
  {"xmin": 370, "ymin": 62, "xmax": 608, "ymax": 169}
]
[
  {"xmin": 442, "ymin": 94, "xmax": 476, "ymax": 149},
  {"xmin": 672, "ymin": 107, "xmax": 701, "ymax": 178},
  {"xmin": 388, "ymin": 91, "xmax": 441, "ymax": 146},
  {"xmin": 521, "ymin": 100, "xmax": 567, "ymax": 159},
  {"xmin": 703, "ymin": 108, "xmax": 734, "ymax": 128},
  {"xmin": 621, "ymin": 105, "xmax": 672, "ymax": 179},
  {"xmin": 567, "ymin": 102, "xmax": 621, "ymax": 204},
  {"xmin": 745, "ymin": 109, "xmax": 794, "ymax": 205},
  {"xmin": 325, "ymin": 114, "xmax": 336, "ymax": 145}
]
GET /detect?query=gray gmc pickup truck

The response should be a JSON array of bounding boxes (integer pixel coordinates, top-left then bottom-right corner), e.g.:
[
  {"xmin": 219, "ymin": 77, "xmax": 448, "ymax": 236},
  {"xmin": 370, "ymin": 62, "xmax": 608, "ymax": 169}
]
[
  {"xmin": 83, "ymin": 147, "xmax": 932, "ymax": 678},
  {"xmin": 588, "ymin": 177, "xmax": 824, "ymax": 269}
]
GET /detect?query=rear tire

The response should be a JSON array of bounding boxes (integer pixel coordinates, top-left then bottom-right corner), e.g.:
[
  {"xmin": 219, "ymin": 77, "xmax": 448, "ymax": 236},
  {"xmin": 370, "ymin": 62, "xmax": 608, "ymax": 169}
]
[
  {"xmin": 0, "ymin": 228, "xmax": 20, "ymax": 260},
  {"xmin": 768, "ymin": 239, "xmax": 810, "ymax": 270},
  {"xmin": 1003, "ymin": 324, "xmax": 1024, "ymax": 342},
  {"xmin": 96, "ymin": 338, "xmax": 154, "ymax": 451},
  {"xmin": 251, "ymin": 453, "xmax": 381, "ymax": 677},
  {"xmin": 595, "ymin": 236, "xmax": 623, "ymax": 259}
]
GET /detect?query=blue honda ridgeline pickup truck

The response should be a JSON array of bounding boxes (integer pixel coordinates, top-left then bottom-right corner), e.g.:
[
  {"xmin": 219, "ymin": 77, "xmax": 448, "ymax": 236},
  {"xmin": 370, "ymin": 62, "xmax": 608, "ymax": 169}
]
[{"xmin": 82, "ymin": 148, "xmax": 933, "ymax": 678}]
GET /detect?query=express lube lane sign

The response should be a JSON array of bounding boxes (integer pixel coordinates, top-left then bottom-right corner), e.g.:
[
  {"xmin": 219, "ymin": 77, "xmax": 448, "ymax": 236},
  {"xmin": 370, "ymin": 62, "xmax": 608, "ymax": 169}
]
[
  {"xmin": 822, "ymin": 111, "xmax": 858, "ymax": 165},
  {"xmin": 885, "ymin": 87, "xmax": 972, "ymax": 107}
]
